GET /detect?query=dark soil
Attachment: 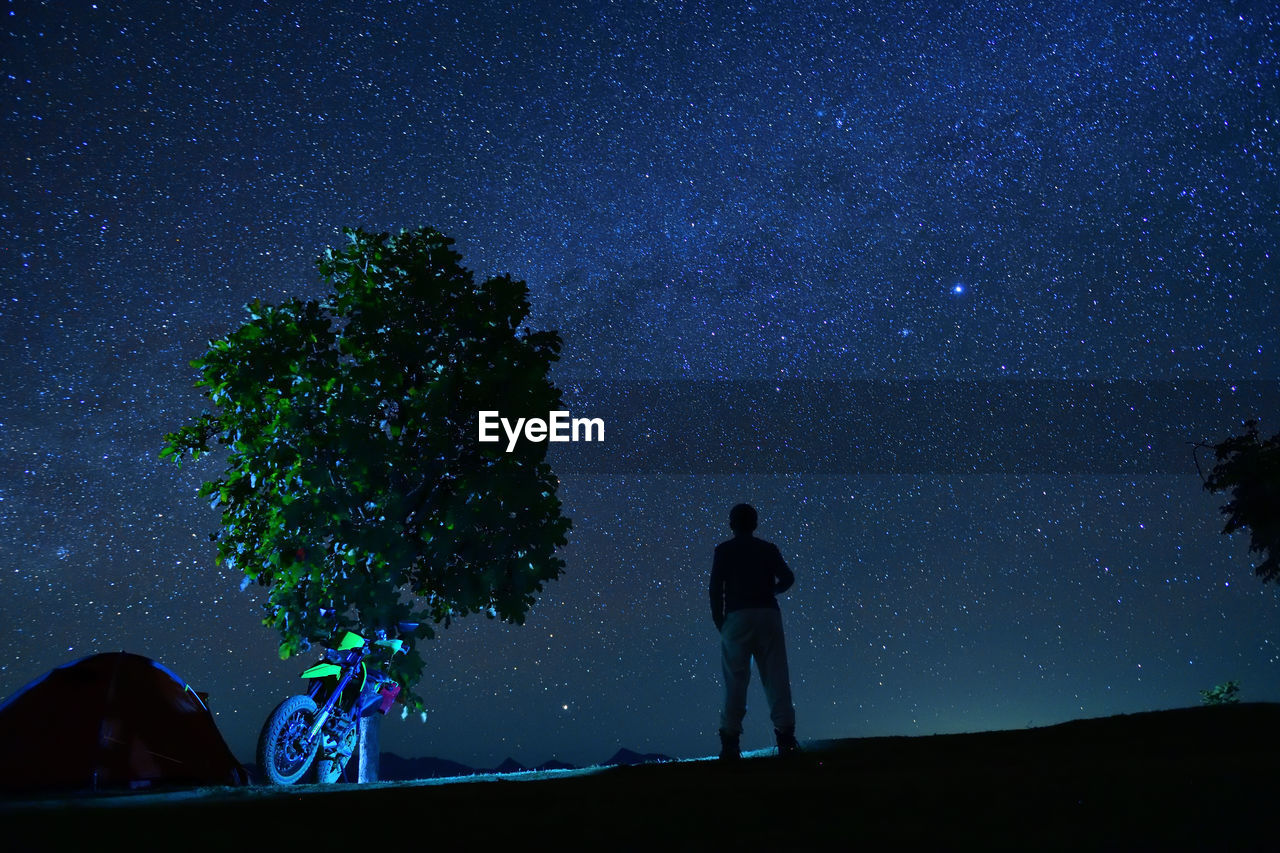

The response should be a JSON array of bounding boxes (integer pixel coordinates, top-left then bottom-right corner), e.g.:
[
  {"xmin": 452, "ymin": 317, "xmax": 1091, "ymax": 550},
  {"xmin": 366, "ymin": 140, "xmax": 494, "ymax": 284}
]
[{"xmin": 5, "ymin": 703, "xmax": 1280, "ymax": 851}]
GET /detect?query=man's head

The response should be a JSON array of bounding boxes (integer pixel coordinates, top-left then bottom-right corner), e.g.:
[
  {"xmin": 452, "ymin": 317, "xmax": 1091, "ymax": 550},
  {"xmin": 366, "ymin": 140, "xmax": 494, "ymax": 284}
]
[{"xmin": 729, "ymin": 503, "xmax": 758, "ymax": 534}]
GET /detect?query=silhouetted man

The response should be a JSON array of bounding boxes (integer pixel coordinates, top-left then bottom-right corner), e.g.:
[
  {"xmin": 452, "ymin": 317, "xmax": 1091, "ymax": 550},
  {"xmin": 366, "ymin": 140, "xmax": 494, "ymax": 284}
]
[{"xmin": 710, "ymin": 503, "xmax": 798, "ymax": 760}]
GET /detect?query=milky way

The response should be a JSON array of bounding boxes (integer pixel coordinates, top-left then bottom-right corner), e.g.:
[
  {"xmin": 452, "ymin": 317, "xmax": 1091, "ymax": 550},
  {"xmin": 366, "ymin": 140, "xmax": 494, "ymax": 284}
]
[{"xmin": 3, "ymin": 1, "xmax": 1277, "ymax": 767}]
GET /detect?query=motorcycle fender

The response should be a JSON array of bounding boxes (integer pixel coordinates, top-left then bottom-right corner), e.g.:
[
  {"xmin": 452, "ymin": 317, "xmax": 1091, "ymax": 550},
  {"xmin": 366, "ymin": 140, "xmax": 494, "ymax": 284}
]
[{"xmin": 301, "ymin": 662, "xmax": 343, "ymax": 679}]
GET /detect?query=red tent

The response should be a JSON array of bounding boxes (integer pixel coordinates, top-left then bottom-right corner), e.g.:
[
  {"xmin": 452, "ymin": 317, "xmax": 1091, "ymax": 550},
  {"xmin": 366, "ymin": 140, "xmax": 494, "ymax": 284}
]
[{"xmin": 0, "ymin": 652, "xmax": 249, "ymax": 792}]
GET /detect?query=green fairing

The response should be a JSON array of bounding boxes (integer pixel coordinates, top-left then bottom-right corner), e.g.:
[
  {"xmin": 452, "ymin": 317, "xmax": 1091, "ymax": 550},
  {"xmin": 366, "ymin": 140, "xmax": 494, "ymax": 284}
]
[
  {"xmin": 336, "ymin": 631, "xmax": 365, "ymax": 651},
  {"xmin": 301, "ymin": 662, "xmax": 342, "ymax": 679},
  {"xmin": 299, "ymin": 660, "xmax": 367, "ymax": 691},
  {"xmin": 375, "ymin": 638, "xmax": 404, "ymax": 655}
]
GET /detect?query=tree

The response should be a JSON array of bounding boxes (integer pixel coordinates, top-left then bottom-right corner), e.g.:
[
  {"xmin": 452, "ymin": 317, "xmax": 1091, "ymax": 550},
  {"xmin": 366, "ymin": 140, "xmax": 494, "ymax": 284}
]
[
  {"xmin": 1199, "ymin": 680, "xmax": 1241, "ymax": 706},
  {"xmin": 162, "ymin": 226, "xmax": 572, "ymax": 711},
  {"xmin": 1200, "ymin": 420, "xmax": 1280, "ymax": 583}
]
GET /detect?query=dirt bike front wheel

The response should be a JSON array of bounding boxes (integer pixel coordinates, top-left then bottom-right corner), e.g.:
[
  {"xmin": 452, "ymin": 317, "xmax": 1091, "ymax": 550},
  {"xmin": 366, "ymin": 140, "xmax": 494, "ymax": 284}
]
[{"xmin": 257, "ymin": 695, "xmax": 320, "ymax": 785}]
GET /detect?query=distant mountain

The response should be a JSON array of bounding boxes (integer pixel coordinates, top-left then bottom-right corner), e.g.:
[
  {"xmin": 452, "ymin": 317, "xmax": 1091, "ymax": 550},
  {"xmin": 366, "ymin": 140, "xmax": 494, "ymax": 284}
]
[
  {"xmin": 373, "ymin": 747, "xmax": 663, "ymax": 781},
  {"xmin": 604, "ymin": 748, "xmax": 674, "ymax": 766},
  {"xmin": 491, "ymin": 757, "xmax": 527, "ymax": 774},
  {"xmin": 378, "ymin": 754, "xmax": 475, "ymax": 781}
]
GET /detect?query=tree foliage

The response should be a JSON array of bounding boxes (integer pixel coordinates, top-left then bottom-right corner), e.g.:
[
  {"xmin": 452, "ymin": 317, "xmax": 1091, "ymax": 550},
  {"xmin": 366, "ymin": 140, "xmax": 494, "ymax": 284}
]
[
  {"xmin": 1201, "ymin": 420, "xmax": 1280, "ymax": 584},
  {"xmin": 162, "ymin": 226, "xmax": 571, "ymax": 705},
  {"xmin": 1199, "ymin": 680, "xmax": 1241, "ymax": 706}
]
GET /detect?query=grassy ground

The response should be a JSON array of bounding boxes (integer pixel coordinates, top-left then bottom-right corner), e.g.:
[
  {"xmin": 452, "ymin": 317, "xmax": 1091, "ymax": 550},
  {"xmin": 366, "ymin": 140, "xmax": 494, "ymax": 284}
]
[{"xmin": 5, "ymin": 703, "xmax": 1279, "ymax": 851}]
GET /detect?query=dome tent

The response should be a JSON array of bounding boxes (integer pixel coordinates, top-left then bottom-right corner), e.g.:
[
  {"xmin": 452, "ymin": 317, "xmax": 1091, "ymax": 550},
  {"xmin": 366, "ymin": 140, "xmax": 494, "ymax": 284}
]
[{"xmin": 0, "ymin": 651, "xmax": 249, "ymax": 793}]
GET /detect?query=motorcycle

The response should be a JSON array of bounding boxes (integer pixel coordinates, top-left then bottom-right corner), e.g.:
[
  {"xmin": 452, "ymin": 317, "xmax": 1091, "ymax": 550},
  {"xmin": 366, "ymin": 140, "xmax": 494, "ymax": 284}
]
[{"xmin": 256, "ymin": 622, "xmax": 416, "ymax": 785}]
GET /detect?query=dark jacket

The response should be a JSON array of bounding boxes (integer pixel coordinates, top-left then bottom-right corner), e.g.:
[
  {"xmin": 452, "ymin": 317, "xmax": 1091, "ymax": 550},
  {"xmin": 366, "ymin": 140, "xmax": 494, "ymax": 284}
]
[{"xmin": 710, "ymin": 533, "xmax": 795, "ymax": 631}]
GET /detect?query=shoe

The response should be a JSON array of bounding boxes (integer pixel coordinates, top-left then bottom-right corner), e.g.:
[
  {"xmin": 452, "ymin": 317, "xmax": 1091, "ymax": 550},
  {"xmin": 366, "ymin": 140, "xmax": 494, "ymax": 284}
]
[
  {"xmin": 775, "ymin": 728, "xmax": 800, "ymax": 757},
  {"xmin": 719, "ymin": 730, "xmax": 741, "ymax": 762}
]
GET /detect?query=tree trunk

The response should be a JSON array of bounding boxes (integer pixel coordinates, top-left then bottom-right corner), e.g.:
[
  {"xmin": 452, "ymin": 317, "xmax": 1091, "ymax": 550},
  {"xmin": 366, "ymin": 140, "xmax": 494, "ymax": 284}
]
[{"xmin": 357, "ymin": 714, "xmax": 380, "ymax": 782}]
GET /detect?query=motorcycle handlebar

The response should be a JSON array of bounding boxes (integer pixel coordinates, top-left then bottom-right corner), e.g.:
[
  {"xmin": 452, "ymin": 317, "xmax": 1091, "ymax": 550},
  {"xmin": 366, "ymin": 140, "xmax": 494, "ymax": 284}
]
[{"xmin": 314, "ymin": 623, "xmax": 420, "ymax": 655}]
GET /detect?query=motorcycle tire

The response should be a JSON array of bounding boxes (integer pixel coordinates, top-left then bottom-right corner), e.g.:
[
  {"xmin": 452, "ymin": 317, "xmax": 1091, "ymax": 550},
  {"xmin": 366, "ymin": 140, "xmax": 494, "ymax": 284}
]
[
  {"xmin": 314, "ymin": 720, "xmax": 359, "ymax": 783},
  {"xmin": 257, "ymin": 694, "xmax": 321, "ymax": 785}
]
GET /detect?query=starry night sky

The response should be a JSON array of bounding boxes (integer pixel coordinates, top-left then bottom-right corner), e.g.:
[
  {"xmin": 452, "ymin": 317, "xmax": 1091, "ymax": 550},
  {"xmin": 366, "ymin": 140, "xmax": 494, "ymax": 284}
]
[{"xmin": 3, "ymin": 0, "xmax": 1278, "ymax": 769}]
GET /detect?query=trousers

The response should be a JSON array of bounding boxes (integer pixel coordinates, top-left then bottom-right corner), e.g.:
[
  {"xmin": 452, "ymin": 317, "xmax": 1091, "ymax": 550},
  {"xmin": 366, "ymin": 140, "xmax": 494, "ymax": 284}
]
[{"xmin": 719, "ymin": 607, "xmax": 795, "ymax": 735}]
